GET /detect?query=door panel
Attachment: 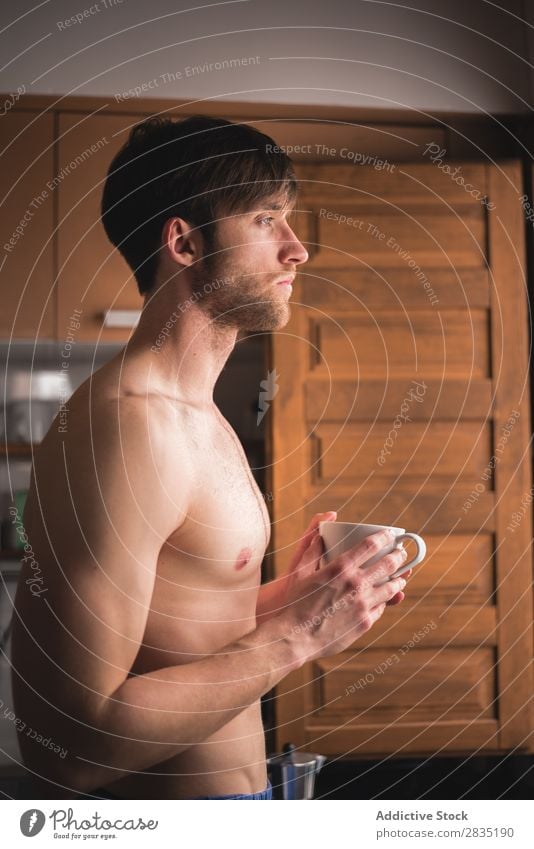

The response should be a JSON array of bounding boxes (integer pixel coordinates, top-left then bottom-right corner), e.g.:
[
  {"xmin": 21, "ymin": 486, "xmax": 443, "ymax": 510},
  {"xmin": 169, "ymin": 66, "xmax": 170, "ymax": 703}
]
[
  {"xmin": 309, "ymin": 206, "xmax": 486, "ymax": 270},
  {"xmin": 313, "ymin": 648, "xmax": 496, "ymax": 723},
  {"xmin": 308, "ymin": 310, "xmax": 489, "ymax": 377},
  {"xmin": 270, "ymin": 160, "xmax": 533, "ymax": 756}
]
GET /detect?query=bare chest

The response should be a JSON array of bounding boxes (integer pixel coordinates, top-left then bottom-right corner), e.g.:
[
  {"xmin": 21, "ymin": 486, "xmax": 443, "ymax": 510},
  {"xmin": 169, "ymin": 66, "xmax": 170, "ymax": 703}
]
[
  {"xmin": 158, "ymin": 412, "xmax": 271, "ymax": 590},
  {"xmin": 132, "ymin": 410, "xmax": 271, "ymax": 672}
]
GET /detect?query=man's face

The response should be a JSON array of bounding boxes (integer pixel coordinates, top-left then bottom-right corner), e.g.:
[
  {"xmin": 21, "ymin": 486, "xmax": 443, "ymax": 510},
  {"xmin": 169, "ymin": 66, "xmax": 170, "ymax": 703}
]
[{"xmin": 191, "ymin": 194, "xmax": 309, "ymax": 332}]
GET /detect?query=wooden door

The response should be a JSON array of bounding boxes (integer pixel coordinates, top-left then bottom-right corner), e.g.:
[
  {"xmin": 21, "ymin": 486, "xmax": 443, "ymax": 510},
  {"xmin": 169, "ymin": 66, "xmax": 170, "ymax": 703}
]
[
  {"xmin": 270, "ymin": 160, "xmax": 533, "ymax": 757},
  {"xmin": 0, "ymin": 111, "xmax": 55, "ymax": 340},
  {"xmin": 57, "ymin": 113, "xmax": 144, "ymax": 342}
]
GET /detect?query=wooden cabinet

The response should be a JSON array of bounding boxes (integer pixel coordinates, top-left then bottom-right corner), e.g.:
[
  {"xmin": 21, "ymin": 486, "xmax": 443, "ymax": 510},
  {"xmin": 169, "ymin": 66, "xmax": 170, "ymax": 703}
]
[
  {"xmin": 271, "ymin": 160, "xmax": 533, "ymax": 757},
  {"xmin": 56, "ymin": 113, "xmax": 143, "ymax": 342},
  {"xmin": 0, "ymin": 112, "xmax": 55, "ymax": 340},
  {"xmin": 0, "ymin": 110, "xmax": 143, "ymax": 343}
]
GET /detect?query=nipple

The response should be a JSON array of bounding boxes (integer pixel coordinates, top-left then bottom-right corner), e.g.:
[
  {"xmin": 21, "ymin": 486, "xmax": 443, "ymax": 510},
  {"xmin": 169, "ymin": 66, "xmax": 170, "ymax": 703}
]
[{"xmin": 234, "ymin": 546, "xmax": 253, "ymax": 570}]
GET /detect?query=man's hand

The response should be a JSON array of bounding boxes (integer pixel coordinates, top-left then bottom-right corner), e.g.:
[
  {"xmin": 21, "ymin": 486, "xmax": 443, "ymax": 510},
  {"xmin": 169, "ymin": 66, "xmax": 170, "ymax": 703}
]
[
  {"xmin": 255, "ymin": 512, "xmax": 337, "ymax": 624},
  {"xmin": 287, "ymin": 511, "xmax": 338, "ymax": 574},
  {"xmin": 290, "ymin": 514, "xmax": 412, "ymax": 605},
  {"xmin": 274, "ymin": 527, "xmax": 411, "ymax": 663},
  {"xmin": 256, "ymin": 512, "xmax": 412, "ymax": 624},
  {"xmin": 282, "ymin": 510, "xmax": 337, "ymax": 595}
]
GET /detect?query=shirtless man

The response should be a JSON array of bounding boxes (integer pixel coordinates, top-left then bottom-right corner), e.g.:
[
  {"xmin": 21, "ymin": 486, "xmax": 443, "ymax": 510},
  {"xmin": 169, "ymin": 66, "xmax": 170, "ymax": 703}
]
[{"xmin": 11, "ymin": 115, "xmax": 409, "ymax": 800}]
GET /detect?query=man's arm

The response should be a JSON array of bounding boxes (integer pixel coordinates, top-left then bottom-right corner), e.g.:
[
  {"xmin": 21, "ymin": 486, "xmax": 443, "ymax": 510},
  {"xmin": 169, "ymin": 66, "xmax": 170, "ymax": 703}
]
[{"xmin": 85, "ymin": 617, "xmax": 299, "ymax": 791}]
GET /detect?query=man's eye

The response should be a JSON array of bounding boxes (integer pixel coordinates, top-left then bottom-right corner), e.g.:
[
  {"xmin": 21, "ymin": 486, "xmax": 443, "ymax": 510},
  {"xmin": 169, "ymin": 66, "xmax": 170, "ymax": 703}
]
[{"xmin": 259, "ymin": 216, "xmax": 274, "ymax": 226}]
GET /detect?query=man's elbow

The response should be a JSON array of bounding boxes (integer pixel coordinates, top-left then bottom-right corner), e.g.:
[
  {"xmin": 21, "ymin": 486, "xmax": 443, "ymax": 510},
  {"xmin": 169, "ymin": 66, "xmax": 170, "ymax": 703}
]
[
  {"xmin": 19, "ymin": 749, "xmax": 112, "ymax": 797},
  {"xmin": 15, "ymin": 715, "xmax": 109, "ymax": 796},
  {"xmin": 17, "ymin": 744, "xmax": 85, "ymax": 797}
]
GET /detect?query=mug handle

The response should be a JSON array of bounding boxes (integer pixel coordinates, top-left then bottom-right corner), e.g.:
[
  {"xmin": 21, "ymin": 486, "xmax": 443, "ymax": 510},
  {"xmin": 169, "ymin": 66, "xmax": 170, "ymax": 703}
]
[{"xmin": 391, "ymin": 532, "xmax": 426, "ymax": 579}]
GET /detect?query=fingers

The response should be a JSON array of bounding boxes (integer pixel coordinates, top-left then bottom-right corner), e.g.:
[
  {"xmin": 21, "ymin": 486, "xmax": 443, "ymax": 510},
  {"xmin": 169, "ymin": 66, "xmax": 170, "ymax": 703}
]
[
  {"xmin": 369, "ymin": 602, "xmax": 387, "ymax": 624},
  {"xmin": 385, "ymin": 590, "xmax": 404, "ymax": 606},
  {"xmin": 290, "ymin": 512, "xmax": 337, "ymax": 568},
  {"xmin": 340, "ymin": 528, "xmax": 397, "ymax": 572},
  {"xmin": 305, "ymin": 511, "xmax": 336, "ymax": 543},
  {"xmin": 375, "ymin": 575, "xmax": 407, "ymax": 607},
  {"xmin": 297, "ymin": 531, "xmax": 324, "ymax": 575},
  {"xmin": 361, "ymin": 545, "xmax": 407, "ymax": 587},
  {"xmin": 308, "ymin": 511, "xmax": 337, "ymax": 530}
]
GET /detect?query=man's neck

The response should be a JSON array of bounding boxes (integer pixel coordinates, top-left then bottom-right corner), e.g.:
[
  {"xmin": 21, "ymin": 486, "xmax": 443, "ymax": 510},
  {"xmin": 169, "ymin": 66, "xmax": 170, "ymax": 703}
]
[{"xmin": 123, "ymin": 282, "xmax": 239, "ymax": 408}]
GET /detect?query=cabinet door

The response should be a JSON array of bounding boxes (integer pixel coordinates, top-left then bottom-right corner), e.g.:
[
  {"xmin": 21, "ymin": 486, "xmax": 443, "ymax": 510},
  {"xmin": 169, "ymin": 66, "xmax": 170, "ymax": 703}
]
[
  {"xmin": 0, "ymin": 112, "xmax": 55, "ymax": 340},
  {"xmin": 271, "ymin": 161, "xmax": 533, "ymax": 757},
  {"xmin": 57, "ymin": 114, "xmax": 143, "ymax": 342}
]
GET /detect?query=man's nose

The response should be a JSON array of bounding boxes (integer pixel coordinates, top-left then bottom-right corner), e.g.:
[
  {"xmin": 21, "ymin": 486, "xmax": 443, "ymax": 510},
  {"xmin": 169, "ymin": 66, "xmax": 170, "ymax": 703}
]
[{"xmin": 280, "ymin": 229, "xmax": 309, "ymax": 265}]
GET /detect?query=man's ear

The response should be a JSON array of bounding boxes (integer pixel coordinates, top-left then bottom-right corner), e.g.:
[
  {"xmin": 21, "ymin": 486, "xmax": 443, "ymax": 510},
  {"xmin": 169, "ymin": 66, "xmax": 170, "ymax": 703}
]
[{"xmin": 161, "ymin": 217, "xmax": 201, "ymax": 269}]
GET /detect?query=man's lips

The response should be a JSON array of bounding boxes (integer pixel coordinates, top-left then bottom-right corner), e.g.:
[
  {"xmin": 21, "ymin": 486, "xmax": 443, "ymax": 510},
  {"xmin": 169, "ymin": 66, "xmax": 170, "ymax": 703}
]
[{"xmin": 276, "ymin": 277, "xmax": 295, "ymax": 286}]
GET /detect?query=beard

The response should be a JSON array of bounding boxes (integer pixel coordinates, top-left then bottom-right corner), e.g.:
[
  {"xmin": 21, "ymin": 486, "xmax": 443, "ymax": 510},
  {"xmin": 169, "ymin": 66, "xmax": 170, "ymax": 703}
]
[{"xmin": 189, "ymin": 242, "xmax": 291, "ymax": 333}]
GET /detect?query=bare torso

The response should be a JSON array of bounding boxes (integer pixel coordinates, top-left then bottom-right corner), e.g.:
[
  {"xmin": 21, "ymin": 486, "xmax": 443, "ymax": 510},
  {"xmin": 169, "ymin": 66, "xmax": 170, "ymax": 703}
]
[
  {"xmin": 109, "ymin": 402, "xmax": 271, "ymax": 799},
  {"xmin": 14, "ymin": 354, "xmax": 272, "ymax": 799}
]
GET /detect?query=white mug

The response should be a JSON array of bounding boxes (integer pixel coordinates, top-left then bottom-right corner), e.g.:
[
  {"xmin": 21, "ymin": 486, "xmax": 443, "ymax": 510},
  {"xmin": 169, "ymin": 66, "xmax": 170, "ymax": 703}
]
[{"xmin": 318, "ymin": 521, "xmax": 426, "ymax": 585}]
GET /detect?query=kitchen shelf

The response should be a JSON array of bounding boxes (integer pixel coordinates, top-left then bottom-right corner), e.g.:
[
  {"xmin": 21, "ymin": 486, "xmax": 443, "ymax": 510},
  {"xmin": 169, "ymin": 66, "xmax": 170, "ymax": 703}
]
[{"xmin": 0, "ymin": 444, "xmax": 36, "ymax": 458}]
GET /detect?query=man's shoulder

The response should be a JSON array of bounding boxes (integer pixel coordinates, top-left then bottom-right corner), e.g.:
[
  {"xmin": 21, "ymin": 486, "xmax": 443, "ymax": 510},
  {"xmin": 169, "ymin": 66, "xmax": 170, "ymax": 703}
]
[
  {"xmin": 64, "ymin": 361, "xmax": 185, "ymax": 431},
  {"xmin": 40, "ymin": 366, "xmax": 193, "ymax": 473}
]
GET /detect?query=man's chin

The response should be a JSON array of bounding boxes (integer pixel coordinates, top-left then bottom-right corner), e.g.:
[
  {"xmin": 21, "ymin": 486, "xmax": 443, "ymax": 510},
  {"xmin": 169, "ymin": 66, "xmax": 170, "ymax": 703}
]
[
  {"xmin": 206, "ymin": 296, "xmax": 291, "ymax": 333},
  {"xmin": 242, "ymin": 307, "xmax": 290, "ymax": 332}
]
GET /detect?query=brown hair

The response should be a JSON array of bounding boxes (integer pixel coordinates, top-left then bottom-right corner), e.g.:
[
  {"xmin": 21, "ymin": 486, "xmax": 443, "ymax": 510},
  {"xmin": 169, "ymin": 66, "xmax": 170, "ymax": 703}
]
[{"xmin": 101, "ymin": 114, "xmax": 297, "ymax": 295}]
